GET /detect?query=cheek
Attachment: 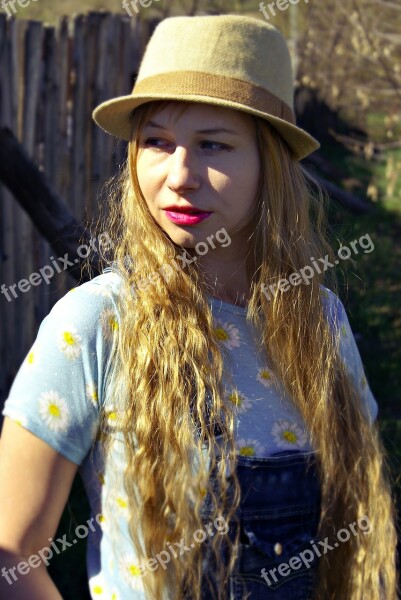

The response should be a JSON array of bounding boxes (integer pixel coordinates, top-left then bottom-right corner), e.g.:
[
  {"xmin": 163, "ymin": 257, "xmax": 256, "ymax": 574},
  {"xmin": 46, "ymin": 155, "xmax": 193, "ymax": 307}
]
[
  {"xmin": 222, "ymin": 154, "xmax": 260, "ymax": 205},
  {"xmin": 136, "ymin": 157, "xmax": 158, "ymax": 202},
  {"xmin": 243, "ymin": 161, "xmax": 260, "ymax": 212},
  {"xmin": 242, "ymin": 164, "xmax": 259, "ymax": 192},
  {"xmin": 135, "ymin": 156, "xmax": 145, "ymax": 193},
  {"xmin": 244, "ymin": 149, "xmax": 261, "ymax": 190},
  {"xmin": 136, "ymin": 152, "xmax": 148, "ymax": 179}
]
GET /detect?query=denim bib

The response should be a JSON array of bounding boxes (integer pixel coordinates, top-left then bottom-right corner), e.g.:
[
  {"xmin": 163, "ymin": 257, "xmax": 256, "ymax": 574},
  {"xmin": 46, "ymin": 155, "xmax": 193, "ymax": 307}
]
[{"xmin": 194, "ymin": 449, "xmax": 322, "ymax": 600}]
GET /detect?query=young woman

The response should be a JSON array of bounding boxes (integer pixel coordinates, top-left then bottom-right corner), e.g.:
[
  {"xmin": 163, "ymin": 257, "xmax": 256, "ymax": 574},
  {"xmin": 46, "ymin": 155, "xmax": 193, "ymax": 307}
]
[{"xmin": 0, "ymin": 14, "xmax": 398, "ymax": 600}]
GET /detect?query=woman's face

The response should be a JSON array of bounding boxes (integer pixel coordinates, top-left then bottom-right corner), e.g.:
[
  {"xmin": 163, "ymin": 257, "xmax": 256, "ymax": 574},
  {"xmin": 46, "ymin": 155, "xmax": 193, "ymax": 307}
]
[{"xmin": 136, "ymin": 102, "xmax": 260, "ymax": 251}]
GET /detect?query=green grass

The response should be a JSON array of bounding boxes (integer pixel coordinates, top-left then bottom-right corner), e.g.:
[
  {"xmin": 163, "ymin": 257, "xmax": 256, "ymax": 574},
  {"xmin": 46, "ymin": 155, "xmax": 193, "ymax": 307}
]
[
  {"xmin": 322, "ymin": 139, "xmax": 401, "ymax": 415},
  {"xmin": 340, "ymin": 209, "xmax": 401, "ymax": 413},
  {"xmin": 319, "ymin": 126, "xmax": 401, "ymax": 568}
]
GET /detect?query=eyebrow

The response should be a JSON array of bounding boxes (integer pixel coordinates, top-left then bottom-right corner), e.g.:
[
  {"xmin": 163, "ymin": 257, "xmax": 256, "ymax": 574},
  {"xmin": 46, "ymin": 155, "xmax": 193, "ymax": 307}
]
[{"xmin": 143, "ymin": 120, "xmax": 239, "ymax": 135}]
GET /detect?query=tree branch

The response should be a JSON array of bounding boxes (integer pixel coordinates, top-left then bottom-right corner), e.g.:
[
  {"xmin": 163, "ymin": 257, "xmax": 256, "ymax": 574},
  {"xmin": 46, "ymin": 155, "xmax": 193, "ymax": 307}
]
[{"xmin": 0, "ymin": 127, "xmax": 101, "ymax": 282}]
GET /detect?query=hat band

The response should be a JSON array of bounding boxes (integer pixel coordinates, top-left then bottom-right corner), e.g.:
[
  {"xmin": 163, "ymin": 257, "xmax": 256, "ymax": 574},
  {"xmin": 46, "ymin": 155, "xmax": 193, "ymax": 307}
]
[{"xmin": 133, "ymin": 71, "xmax": 296, "ymax": 125}]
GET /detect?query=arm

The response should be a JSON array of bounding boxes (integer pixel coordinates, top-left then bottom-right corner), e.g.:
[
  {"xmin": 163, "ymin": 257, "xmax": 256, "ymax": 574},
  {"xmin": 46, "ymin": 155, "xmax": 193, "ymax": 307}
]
[
  {"xmin": 321, "ymin": 287, "xmax": 379, "ymax": 423},
  {"xmin": 0, "ymin": 273, "xmax": 120, "ymax": 598},
  {"xmin": 0, "ymin": 417, "xmax": 78, "ymax": 599}
]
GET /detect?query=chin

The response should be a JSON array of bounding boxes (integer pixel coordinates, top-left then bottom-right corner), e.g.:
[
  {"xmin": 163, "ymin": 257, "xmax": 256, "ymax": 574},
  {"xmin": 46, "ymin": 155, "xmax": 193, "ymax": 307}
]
[{"xmin": 169, "ymin": 233, "xmax": 198, "ymax": 248}]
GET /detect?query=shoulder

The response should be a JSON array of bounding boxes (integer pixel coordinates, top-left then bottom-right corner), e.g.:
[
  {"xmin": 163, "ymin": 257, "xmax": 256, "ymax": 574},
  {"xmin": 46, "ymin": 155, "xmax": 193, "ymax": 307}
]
[
  {"xmin": 320, "ymin": 286, "xmax": 378, "ymax": 422},
  {"xmin": 319, "ymin": 285, "xmax": 343, "ymax": 314},
  {"xmin": 319, "ymin": 285, "xmax": 349, "ymax": 332},
  {"xmin": 52, "ymin": 268, "xmax": 123, "ymax": 315},
  {"xmin": 40, "ymin": 269, "xmax": 124, "ymax": 343},
  {"xmin": 1, "ymin": 269, "xmax": 126, "ymax": 465}
]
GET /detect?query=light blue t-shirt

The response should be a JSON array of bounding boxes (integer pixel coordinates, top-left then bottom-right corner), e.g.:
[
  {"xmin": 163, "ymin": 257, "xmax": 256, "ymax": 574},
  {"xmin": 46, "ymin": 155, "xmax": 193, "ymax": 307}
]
[{"xmin": 2, "ymin": 268, "xmax": 378, "ymax": 598}]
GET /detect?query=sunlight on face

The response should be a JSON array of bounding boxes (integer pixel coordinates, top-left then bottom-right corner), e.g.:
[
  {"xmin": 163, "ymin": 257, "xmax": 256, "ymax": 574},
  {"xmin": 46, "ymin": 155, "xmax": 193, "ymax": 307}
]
[{"xmin": 136, "ymin": 102, "xmax": 260, "ymax": 252}]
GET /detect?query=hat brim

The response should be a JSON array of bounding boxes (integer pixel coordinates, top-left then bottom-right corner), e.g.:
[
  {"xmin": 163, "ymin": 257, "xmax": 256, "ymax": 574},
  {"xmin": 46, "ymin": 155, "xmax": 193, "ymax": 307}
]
[{"xmin": 92, "ymin": 94, "xmax": 320, "ymax": 162}]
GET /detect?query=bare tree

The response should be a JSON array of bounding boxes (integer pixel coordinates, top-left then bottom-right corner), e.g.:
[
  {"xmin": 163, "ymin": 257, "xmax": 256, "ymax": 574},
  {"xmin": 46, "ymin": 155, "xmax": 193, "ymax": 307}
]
[{"xmin": 297, "ymin": 0, "xmax": 401, "ymax": 140}]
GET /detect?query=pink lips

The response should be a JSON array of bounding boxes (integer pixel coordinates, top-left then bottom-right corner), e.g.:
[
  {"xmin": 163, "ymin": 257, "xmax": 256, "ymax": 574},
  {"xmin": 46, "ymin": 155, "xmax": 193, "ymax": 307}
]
[{"xmin": 163, "ymin": 210, "xmax": 212, "ymax": 225}]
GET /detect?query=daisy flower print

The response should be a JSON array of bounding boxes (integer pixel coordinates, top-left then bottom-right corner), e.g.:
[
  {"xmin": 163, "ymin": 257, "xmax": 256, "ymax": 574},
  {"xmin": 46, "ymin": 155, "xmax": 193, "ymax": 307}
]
[
  {"xmin": 236, "ymin": 438, "xmax": 265, "ymax": 457},
  {"xmin": 101, "ymin": 307, "xmax": 119, "ymax": 341},
  {"xmin": 213, "ymin": 321, "xmax": 240, "ymax": 349},
  {"xmin": 96, "ymin": 512, "xmax": 112, "ymax": 537},
  {"xmin": 38, "ymin": 390, "xmax": 70, "ymax": 432},
  {"xmin": 58, "ymin": 326, "xmax": 82, "ymax": 360},
  {"xmin": 272, "ymin": 420, "xmax": 307, "ymax": 449},
  {"xmin": 226, "ymin": 388, "xmax": 252, "ymax": 413},
  {"xmin": 25, "ymin": 344, "xmax": 39, "ymax": 370},
  {"xmin": 89, "ymin": 573, "xmax": 108, "ymax": 597},
  {"xmin": 86, "ymin": 381, "xmax": 99, "ymax": 407},
  {"xmin": 104, "ymin": 406, "xmax": 120, "ymax": 429},
  {"xmin": 9, "ymin": 413, "xmax": 28, "ymax": 428},
  {"xmin": 119, "ymin": 555, "xmax": 145, "ymax": 590},
  {"xmin": 114, "ymin": 494, "xmax": 129, "ymax": 519},
  {"xmin": 257, "ymin": 366, "xmax": 274, "ymax": 388}
]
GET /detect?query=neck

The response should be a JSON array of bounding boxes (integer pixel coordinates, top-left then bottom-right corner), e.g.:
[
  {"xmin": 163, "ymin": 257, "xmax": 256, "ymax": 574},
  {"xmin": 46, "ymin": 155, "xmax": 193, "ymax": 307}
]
[{"xmin": 195, "ymin": 255, "xmax": 250, "ymax": 308}]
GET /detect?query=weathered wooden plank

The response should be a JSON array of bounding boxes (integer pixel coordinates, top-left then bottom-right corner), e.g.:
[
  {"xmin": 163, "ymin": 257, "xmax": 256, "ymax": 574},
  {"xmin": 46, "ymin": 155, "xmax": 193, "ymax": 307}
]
[
  {"xmin": 0, "ymin": 14, "xmax": 14, "ymax": 400},
  {"xmin": 85, "ymin": 12, "xmax": 102, "ymax": 222},
  {"xmin": 70, "ymin": 14, "xmax": 86, "ymax": 221},
  {"xmin": 114, "ymin": 16, "xmax": 133, "ymax": 171},
  {"xmin": 0, "ymin": 15, "xmax": 12, "ymax": 137},
  {"xmin": 56, "ymin": 16, "xmax": 71, "ymax": 206},
  {"xmin": 55, "ymin": 16, "xmax": 76, "ymax": 297},
  {"xmin": 1, "ymin": 16, "xmax": 29, "ymax": 397},
  {"xmin": 90, "ymin": 12, "xmax": 113, "ymax": 231},
  {"xmin": 15, "ymin": 19, "xmax": 43, "ymax": 366},
  {"xmin": 98, "ymin": 13, "xmax": 115, "ymax": 210},
  {"xmin": 36, "ymin": 24, "xmax": 60, "ymax": 321},
  {"xmin": 22, "ymin": 21, "xmax": 42, "ymax": 154}
]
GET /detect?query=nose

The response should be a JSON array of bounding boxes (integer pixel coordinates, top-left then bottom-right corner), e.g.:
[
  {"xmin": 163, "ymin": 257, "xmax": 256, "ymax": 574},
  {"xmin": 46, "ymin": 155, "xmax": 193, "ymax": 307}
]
[{"xmin": 166, "ymin": 146, "xmax": 200, "ymax": 194}]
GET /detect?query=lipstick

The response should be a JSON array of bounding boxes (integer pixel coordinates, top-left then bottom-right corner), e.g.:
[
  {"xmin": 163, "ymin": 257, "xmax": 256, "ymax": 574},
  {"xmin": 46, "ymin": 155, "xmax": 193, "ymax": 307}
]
[{"xmin": 163, "ymin": 210, "xmax": 212, "ymax": 225}]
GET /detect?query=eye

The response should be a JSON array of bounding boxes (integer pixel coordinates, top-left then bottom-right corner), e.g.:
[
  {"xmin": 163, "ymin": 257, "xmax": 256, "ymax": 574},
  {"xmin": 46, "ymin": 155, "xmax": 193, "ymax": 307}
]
[
  {"xmin": 142, "ymin": 137, "xmax": 174, "ymax": 151},
  {"xmin": 200, "ymin": 141, "xmax": 232, "ymax": 152}
]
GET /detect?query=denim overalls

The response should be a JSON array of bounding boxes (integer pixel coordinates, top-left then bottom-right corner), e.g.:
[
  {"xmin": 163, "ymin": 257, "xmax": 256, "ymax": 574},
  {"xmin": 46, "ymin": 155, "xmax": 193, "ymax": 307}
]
[{"xmin": 196, "ymin": 449, "xmax": 322, "ymax": 600}]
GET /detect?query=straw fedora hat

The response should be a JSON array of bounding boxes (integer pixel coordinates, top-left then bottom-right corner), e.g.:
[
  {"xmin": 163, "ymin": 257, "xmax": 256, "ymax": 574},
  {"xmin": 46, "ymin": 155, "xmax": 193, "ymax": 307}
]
[{"xmin": 92, "ymin": 14, "xmax": 320, "ymax": 161}]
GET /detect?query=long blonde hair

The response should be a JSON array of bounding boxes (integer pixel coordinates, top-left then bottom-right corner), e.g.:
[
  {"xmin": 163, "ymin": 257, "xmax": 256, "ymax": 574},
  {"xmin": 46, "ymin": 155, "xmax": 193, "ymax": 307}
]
[{"xmin": 86, "ymin": 100, "xmax": 399, "ymax": 600}]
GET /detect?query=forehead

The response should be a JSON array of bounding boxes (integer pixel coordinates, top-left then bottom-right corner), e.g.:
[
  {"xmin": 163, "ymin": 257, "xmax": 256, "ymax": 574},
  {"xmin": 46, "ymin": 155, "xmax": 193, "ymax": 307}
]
[{"xmin": 141, "ymin": 101, "xmax": 256, "ymax": 130}]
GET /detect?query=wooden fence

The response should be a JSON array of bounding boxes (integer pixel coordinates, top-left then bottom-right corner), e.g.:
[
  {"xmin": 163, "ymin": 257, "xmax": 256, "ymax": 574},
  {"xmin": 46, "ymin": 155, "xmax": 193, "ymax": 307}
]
[{"xmin": 0, "ymin": 11, "xmax": 154, "ymax": 406}]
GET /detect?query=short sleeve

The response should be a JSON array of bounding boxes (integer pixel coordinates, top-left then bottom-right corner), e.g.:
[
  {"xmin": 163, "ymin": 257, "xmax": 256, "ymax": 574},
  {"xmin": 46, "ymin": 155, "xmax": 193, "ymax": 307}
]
[
  {"xmin": 2, "ymin": 271, "xmax": 121, "ymax": 465},
  {"xmin": 321, "ymin": 287, "xmax": 378, "ymax": 424}
]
